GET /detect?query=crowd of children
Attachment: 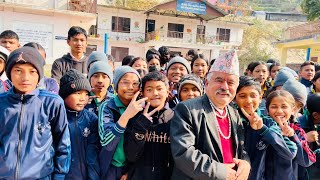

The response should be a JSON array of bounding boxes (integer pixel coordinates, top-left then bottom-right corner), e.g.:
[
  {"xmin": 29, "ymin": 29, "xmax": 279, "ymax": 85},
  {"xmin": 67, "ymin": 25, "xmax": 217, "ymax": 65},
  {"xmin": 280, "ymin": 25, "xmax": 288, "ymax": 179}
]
[{"xmin": 0, "ymin": 26, "xmax": 320, "ymax": 180}]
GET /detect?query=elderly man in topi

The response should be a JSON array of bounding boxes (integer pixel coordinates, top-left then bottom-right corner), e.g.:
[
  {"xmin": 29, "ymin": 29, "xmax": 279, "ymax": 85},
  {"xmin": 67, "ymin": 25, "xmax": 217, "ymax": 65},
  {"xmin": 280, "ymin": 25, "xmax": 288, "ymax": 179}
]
[{"xmin": 170, "ymin": 50, "xmax": 250, "ymax": 180}]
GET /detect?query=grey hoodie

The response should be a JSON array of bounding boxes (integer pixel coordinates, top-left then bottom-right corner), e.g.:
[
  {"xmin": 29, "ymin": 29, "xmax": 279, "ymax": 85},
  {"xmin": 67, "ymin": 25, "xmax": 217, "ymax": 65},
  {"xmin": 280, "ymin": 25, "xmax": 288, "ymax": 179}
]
[{"xmin": 51, "ymin": 53, "xmax": 88, "ymax": 82}]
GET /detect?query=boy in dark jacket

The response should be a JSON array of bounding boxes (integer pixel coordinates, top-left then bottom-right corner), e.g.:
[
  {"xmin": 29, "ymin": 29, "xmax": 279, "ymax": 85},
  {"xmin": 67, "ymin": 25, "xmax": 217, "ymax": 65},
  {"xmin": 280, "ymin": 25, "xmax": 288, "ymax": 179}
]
[
  {"xmin": 59, "ymin": 69, "xmax": 100, "ymax": 180},
  {"xmin": 124, "ymin": 71, "xmax": 174, "ymax": 180},
  {"xmin": 0, "ymin": 47, "xmax": 71, "ymax": 179},
  {"xmin": 86, "ymin": 60, "xmax": 114, "ymax": 115},
  {"xmin": 51, "ymin": 26, "xmax": 88, "ymax": 82}
]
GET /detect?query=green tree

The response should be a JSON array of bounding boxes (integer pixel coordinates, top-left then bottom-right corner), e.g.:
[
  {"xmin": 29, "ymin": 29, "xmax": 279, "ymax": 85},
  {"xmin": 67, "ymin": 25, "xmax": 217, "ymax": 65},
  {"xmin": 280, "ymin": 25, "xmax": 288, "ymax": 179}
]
[
  {"xmin": 237, "ymin": 17, "xmax": 285, "ymax": 67},
  {"xmin": 301, "ymin": 0, "xmax": 320, "ymax": 20}
]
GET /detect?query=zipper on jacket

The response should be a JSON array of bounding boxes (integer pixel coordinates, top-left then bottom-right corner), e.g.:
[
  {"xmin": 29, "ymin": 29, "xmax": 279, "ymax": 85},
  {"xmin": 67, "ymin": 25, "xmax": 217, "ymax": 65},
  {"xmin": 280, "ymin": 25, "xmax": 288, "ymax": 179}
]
[
  {"xmin": 15, "ymin": 95, "xmax": 24, "ymax": 180},
  {"xmin": 74, "ymin": 112, "xmax": 85, "ymax": 179}
]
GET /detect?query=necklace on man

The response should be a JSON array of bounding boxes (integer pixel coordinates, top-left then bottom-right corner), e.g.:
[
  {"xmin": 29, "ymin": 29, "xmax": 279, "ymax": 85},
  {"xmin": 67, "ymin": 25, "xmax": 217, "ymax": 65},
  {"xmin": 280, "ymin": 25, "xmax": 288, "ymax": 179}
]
[{"xmin": 209, "ymin": 101, "xmax": 232, "ymax": 139}]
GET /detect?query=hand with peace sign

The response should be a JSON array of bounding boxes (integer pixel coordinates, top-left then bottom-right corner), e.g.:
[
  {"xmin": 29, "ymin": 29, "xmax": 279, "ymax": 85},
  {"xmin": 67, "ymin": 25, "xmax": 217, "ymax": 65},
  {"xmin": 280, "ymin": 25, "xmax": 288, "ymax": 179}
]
[
  {"xmin": 118, "ymin": 92, "xmax": 148, "ymax": 128},
  {"xmin": 143, "ymin": 102, "xmax": 162, "ymax": 122},
  {"xmin": 125, "ymin": 92, "xmax": 148, "ymax": 119},
  {"xmin": 275, "ymin": 117, "xmax": 294, "ymax": 137},
  {"xmin": 241, "ymin": 107, "xmax": 263, "ymax": 130}
]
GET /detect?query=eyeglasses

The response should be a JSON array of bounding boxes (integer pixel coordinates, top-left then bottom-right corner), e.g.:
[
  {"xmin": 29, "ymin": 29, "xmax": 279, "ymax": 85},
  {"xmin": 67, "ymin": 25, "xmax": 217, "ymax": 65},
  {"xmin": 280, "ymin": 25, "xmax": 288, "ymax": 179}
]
[{"xmin": 119, "ymin": 81, "xmax": 140, "ymax": 88}]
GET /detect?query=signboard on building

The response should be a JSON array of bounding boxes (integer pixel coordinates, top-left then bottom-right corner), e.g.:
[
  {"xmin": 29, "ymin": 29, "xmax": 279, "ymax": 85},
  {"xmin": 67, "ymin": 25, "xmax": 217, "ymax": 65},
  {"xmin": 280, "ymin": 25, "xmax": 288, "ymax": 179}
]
[
  {"xmin": 13, "ymin": 21, "xmax": 53, "ymax": 57},
  {"xmin": 177, "ymin": 0, "xmax": 207, "ymax": 15}
]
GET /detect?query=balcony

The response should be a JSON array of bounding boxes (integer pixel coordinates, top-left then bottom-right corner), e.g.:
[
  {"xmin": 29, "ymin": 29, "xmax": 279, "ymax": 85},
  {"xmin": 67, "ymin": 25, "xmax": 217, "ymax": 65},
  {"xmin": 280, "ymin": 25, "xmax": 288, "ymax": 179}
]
[
  {"xmin": 96, "ymin": 28, "xmax": 241, "ymax": 47},
  {"xmin": 284, "ymin": 20, "xmax": 320, "ymax": 41},
  {"xmin": 145, "ymin": 30, "xmax": 233, "ymax": 45},
  {"xmin": 0, "ymin": 0, "xmax": 97, "ymax": 14}
]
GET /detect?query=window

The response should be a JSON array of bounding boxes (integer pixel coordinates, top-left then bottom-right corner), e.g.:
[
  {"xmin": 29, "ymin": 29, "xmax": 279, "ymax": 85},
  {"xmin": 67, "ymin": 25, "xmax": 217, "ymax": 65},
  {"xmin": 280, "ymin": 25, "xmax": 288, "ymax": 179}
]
[
  {"xmin": 216, "ymin": 28, "xmax": 230, "ymax": 42},
  {"xmin": 112, "ymin": 16, "xmax": 131, "ymax": 33},
  {"xmin": 167, "ymin": 23, "xmax": 184, "ymax": 38},
  {"xmin": 111, "ymin": 46, "xmax": 129, "ymax": 62}
]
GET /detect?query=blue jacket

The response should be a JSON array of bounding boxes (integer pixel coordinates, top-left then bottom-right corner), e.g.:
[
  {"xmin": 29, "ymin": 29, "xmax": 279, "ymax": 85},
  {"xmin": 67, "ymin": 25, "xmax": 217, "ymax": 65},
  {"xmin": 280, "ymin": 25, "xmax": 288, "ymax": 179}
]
[
  {"xmin": 65, "ymin": 108, "xmax": 100, "ymax": 180},
  {"xmin": 264, "ymin": 122, "xmax": 315, "ymax": 180},
  {"xmin": 240, "ymin": 109, "xmax": 298, "ymax": 180},
  {"xmin": 98, "ymin": 96, "xmax": 131, "ymax": 180},
  {"xmin": 0, "ymin": 88, "xmax": 71, "ymax": 180}
]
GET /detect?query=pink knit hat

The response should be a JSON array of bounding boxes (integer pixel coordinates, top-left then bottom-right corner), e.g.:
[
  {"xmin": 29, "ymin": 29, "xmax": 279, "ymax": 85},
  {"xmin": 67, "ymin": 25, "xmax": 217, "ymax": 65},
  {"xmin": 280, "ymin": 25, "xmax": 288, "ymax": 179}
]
[{"xmin": 209, "ymin": 49, "xmax": 239, "ymax": 76}]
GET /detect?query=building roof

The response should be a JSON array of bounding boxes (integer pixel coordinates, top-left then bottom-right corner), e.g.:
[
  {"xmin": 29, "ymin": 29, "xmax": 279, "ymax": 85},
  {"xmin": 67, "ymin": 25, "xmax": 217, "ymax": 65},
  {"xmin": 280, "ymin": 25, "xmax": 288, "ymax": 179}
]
[{"xmin": 145, "ymin": 0, "xmax": 227, "ymax": 21}]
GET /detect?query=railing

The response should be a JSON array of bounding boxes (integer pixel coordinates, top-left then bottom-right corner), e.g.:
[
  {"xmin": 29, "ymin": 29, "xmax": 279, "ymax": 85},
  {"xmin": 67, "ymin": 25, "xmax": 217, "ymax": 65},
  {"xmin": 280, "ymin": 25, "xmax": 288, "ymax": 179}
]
[
  {"xmin": 0, "ymin": 0, "xmax": 97, "ymax": 13},
  {"xmin": 284, "ymin": 20, "xmax": 320, "ymax": 40},
  {"xmin": 145, "ymin": 30, "xmax": 228, "ymax": 45},
  {"xmin": 96, "ymin": 28, "xmax": 241, "ymax": 46}
]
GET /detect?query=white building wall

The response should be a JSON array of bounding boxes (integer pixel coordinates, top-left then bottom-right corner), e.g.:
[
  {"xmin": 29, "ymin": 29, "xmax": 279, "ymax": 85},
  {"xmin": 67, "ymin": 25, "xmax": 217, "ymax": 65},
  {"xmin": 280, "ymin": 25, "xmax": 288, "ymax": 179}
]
[{"xmin": 0, "ymin": 8, "xmax": 96, "ymax": 64}]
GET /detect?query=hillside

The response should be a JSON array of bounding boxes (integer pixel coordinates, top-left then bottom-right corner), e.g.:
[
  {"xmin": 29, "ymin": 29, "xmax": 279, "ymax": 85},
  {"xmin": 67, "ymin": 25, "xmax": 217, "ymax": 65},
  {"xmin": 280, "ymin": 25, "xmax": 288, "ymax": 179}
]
[{"xmin": 249, "ymin": 0, "xmax": 303, "ymax": 12}]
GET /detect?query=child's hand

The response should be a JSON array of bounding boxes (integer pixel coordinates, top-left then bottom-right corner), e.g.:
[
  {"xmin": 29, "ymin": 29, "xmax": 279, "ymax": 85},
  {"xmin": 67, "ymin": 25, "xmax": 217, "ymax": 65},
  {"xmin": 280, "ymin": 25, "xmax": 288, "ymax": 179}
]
[
  {"xmin": 241, "ymin": 108, "xmax": 263, "ymax": 130},
  {"xmin": 306, "ymin": 131, "xmax": 319, "ymax": 142},
  {"xmin": 143, "ymin": 102, "xmax": 162, "ymax": 122},
  {"xmin": 124, "ymin": 92, "xmax": 148, "ymax": 119},
  {"xmin": 277, "ymin": 118, "xmax": 294, "ymax": 137}
]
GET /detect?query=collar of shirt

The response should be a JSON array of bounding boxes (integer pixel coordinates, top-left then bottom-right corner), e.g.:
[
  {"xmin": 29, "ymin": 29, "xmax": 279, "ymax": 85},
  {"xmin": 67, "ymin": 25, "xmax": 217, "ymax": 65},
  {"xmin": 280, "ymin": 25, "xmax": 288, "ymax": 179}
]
[{"xmin": 70, "ymin": 52, "xmax": 84, "ymax": 61}]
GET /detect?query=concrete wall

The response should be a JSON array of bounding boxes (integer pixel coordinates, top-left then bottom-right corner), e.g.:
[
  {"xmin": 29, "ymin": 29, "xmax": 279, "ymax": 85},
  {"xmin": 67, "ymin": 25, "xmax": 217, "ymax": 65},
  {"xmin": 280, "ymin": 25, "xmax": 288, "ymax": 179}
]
[{"xmin": 0, "ymin": 7, "xmax": 96, "ymax": 64}]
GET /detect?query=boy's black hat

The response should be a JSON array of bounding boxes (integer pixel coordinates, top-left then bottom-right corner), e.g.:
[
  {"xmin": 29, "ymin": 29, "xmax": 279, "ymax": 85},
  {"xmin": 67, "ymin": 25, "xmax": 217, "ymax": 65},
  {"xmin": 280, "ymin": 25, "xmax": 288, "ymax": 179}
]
[
  {"xmin": 5, "ymin": 46, "xmax": 44, "ymax": 82},
  {"xmin": 59, "ymin": 69, "xmax": 91, "ymax": 99}
]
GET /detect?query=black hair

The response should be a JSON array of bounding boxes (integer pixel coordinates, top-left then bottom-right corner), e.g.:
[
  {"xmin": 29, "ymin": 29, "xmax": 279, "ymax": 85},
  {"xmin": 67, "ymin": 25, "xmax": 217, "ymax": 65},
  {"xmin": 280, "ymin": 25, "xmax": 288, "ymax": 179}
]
[
  {"xmin": 247, "ymin": 61, "xmax": 268, "ymax": 72},
  {"xmin": 307, "ymin": 94, "xmax": 320, "ymax": 113},
  {"xmin": 266, "ymin": 59, "xmax": 279, "ymax": 64},
  {"xmin": 312, "ymin": 71, "xmax": 320, "ymax": 82},
  {"xmin": 136, "ymin": 68, "xmax": 148, "ymax": 78},
  {"xmin": 158, "ymin": 46, "xmax": 170, "ymax": 56},
  {"xmin": 23, "ymin": 42, "xmax": 45, "ymax": 52},
  {"xmin": 236, "ymin": 76, "xmax": 262, "ymax": 94},
  {"xmin": 269, "ymin": 62, "xmax": 281, "ymax": 72},
  {"xmin": 129, "ymin": 57, "xmax": 146, "ymax": 67},
  {"xmin": 67, "ymin": 26, "xmax": 87, "ymax": 40},
  {"xmin": 146, "ymin": 54, "xmax": 160, "ymax": 63},
  {"xmin": 122, "ymin": 55, "xmax": 135, "ymax": 66},
  {"xmin": 158, "ymin": 46, "xmax": 170, "ymax": 65},
  {"xmin": 210, "ymin": 59, "xmax": 215, "ymax": 66},
  {"xmin": 0, "ymin": 30, "xmax": 19, "ymax": 40},
  {"xmin": 146, "ymin": 48, "xmax": 161, "ymax": 59},
  {"xmin": 191, "ymin": 54, "xmax": 208, "ymax": 69},
  {"xmin": 315, "ymin": 64, "xmax": 320, "ymax": 72},
  {"xmin": 141, "ymin": 71, "xmax": 169, "ymax": 91},
  {"xmin": 300, "ymin": 61, "xmax": 315, "ymax": 70},
  {"xmin": 187, "ymin": 49, "xmax": 198, "ymax": 56}
]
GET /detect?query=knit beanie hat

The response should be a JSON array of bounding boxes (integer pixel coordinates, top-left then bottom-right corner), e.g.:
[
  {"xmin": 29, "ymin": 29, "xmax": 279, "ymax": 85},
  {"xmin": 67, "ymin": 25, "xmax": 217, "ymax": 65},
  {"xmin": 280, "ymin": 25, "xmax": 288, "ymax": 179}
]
[
  {"xmin": 59, "ymin": 69, "xmax": 91, "ymax": 99},
  {"xmin": 166, "ymin": 56, "xmax": 191, "ymax": 74},
  {"xmin": 282, "ymin": 79, "xmax": 308, "ymax": 106},
  {"xmin": 274, "ymin": 69, "xmax": 295, "ymax": 87},
  {"xmin": 209, "ymin": 49, "xmax": 240, "ymax": 76},
  {"xmin": 113, "ymin": 66, "xmax": 141, "ymax": 92},
  {"xmin": 0, "ymin": 46, "xmax": 9, "ymax": 63},
  {"xmin": 88, "ymin": 61, "xmax": 113, "ymax": 83},
  {"xmin": 87, "ymin": 51, "xmax": 108, "ymax": 71},
  {"xmin": 5, "ymin": 47, "xmax": 45, "ymax": 82},
  {"xmin": 177, "ymin": 74, "xmax": 204, "ymax": 100}
]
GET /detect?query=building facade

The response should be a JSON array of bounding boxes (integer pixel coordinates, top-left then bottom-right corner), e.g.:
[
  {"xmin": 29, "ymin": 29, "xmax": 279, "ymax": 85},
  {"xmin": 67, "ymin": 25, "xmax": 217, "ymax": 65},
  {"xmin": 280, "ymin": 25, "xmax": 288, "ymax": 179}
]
[{"xmin": 88, "ymin": 4, "xmax": 248, "ymax": 64}]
